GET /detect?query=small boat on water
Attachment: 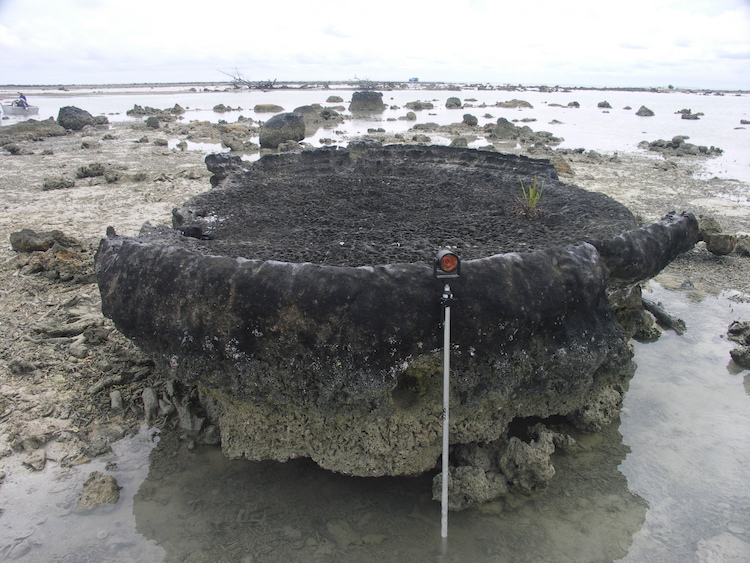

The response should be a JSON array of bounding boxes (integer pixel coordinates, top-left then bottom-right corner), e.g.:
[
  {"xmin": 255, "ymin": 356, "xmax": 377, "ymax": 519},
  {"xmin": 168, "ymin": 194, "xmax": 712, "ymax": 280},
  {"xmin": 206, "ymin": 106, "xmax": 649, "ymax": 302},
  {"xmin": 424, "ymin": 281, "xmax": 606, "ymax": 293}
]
[{"xmin": 1, "ymin": 102, "xmax": 40, "ymax": 116}]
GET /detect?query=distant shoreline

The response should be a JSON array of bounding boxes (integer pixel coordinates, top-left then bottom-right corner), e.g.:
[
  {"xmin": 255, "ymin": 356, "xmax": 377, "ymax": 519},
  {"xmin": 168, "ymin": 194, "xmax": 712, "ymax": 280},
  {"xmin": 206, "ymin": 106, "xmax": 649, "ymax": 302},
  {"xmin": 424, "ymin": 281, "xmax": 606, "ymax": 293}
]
[{"xmin": 0, "ymin": 81, "xmax": 747, "ymax": 95}]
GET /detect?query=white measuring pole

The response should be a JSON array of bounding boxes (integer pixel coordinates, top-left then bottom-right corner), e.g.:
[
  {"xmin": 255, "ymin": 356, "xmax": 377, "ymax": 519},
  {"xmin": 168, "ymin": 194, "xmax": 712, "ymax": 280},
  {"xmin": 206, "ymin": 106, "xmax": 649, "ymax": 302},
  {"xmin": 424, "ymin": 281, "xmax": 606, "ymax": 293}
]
[{"xmin": 441, "ymin": 285, "xmax": 451, "ymax": 540}]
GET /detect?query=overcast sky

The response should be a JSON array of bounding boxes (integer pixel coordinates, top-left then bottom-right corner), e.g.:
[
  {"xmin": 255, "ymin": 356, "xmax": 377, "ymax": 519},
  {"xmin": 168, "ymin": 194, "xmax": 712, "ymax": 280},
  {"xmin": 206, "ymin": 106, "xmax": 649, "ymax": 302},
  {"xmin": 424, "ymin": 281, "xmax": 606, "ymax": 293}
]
[{"xmin": 1, "ymin": 0, "xmax": 749, "ymax": 89}]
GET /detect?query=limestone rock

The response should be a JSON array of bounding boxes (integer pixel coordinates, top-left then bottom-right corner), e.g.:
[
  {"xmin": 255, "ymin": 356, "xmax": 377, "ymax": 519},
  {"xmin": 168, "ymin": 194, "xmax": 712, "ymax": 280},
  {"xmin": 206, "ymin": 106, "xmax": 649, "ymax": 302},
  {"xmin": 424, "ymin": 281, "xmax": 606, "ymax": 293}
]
[
  {"xmin": 349, "ymin": 91, "xmax": 385, "ymax": 112},
  {"xmin": 254, "ymin": 104, "xmax": 284, "ymax": 113},
  {"xmin": 95, "ymin": 145, "xmax": 699, "ymax": 499},
  {"xmin": 705, "ymin": 233, "xmax": 737, "ymax": 255},
  {"xmin": 77, "ymin": 471, "xmax": 121, "ymax": 509},
  {"xmin": 405, "ymin": 101, "xmax": 434, "ymax": 111},
  {"xmin": 446, "ymin": 97, "xmax": 462, "ymax": 109},
  {"xmin": 498, "ymin": 99, "xmax": 533, "ymax": 108},
  {"xmin": 730, "ymin": 346, "xmax": 750, "ymax": 368},
  {"xmin": 10, "ymin": 229, "xmax": 82, "ymax": 253},
  {"xmin": 57, "ymin": 106, "xmax": 101, "ymax": 131},
  {"xmin": 636, "ymin": 106, "xmax": 655, "ymax": 117},
  {"xmin": 259, "ymin": 112, "xmax": 305, "ymax": 149}
]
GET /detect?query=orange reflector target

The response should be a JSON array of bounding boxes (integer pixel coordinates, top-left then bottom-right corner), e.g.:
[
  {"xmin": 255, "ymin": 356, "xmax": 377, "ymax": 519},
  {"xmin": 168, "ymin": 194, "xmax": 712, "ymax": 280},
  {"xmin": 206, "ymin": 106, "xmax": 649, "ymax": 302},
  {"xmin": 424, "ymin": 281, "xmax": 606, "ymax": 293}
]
[
  {"xmin": 434, "ymin": 249, "xmax": 461, "ymax": 279},
  {"xmin": 440, "ymin": 253, "xmax": 459, "ymax": 273}
]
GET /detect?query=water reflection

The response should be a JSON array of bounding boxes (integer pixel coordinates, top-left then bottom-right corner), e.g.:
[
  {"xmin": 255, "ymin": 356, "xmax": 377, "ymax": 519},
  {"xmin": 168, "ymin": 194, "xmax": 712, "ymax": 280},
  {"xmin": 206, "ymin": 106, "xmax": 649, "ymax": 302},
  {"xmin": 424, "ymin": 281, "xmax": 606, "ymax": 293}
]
[
  {"xmin": 3, "ymin": 285, "xmax": 749, "ymax": 562},
  {"xmin": 618, "ymin": 283, "xmax": 750, "ymax": 563},
  {"xmin": 133, "ymin": 421, "xmax": 645, "ymax": 563}
]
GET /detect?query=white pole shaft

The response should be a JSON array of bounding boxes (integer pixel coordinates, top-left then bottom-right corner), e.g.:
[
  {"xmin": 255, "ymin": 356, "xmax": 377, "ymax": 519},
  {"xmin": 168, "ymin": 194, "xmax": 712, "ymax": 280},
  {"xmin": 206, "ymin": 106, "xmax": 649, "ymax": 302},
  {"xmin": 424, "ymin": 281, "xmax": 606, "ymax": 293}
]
[{"xmin": 441, "ymin": 303, "xmax": 451, "ymax": 539}]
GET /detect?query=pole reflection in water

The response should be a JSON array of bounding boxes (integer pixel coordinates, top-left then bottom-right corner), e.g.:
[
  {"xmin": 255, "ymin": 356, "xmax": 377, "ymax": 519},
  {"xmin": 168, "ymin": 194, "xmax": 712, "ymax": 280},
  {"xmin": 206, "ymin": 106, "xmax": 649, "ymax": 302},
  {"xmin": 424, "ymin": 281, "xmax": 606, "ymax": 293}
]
[{"xmin": 133, "ymin": 421, "xmax": 645, "ymax": 563}]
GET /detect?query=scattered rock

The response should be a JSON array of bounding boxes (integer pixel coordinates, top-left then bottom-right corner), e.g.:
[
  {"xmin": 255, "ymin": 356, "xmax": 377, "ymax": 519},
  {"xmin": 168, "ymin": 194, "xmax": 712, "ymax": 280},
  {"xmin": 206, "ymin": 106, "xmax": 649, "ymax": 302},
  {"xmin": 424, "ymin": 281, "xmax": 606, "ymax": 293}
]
[
  {"xmin": 349, "ymin": 91, "xmax": 386, "ymax": 112},
  {"xmin": 0, "ymin": 118, "xmax": 66, "ymax": 143},
  {"xmin": 639, "ymin": 136, "xmax": 723, "ymax": 156},
  {"xmin": 404, "ymin": 100, "xmax": 433, "ymax": 111},
  {"xmin": 699, "ymin": 215, "xmax": 737, "ymax": 255},
  {"xmin": 145, "ymin": 116, "xmax": 160, "ymax": 129},
  {"xmin": 445, "ymin": 97, "xmax": 462, "ymax": 109},
  {"xmin": 462, "ymin": 113, "xmax": 478, "ymax": 126},
  {"xmin": 9, "ymin": 229, "xmax": 95, "ymax": 283},
  {"xmin": 42, "ymin": 176, "xmax": 76, "ymax": 191},
  {"xmin": 258, "ymin": 112, "xmax": 305, "ymax": 149},
  {"xmin": 730, "ymin": 346, "xmax": 750, "ymax": 368},
  {"xmin": 254, "ymin": 104, "xmax": 284, "ymax": 113},
  {"xmin": 143, "ymin": 387, "xmax": 159, "ymax": 423},
  {"xmin": 10, "ymin": 229, "xmax": 82, "ymax": 253},
  {"xmin": 77, "ymin": 471, "xmax": 121, "ymax": 509},
  {"xmin": 705, "ymin": 233, "xmax": 737, "ymax": 255},
  {"xmin": 728, "ymin": 321, "xmax": 750, "ymax": 345},
  {"xmin": 736, "ymin": 236, "xmax": 750, "ymax": 257},
  {"xmin": 597, "ymin": 101, "xmax": 612, "ymax": 109},
  {"xmin": 326, "ymin": 95, "xmax": 343, "ymax": 103},
  {"xmin": 497, "ymin": 99, "xmax": 533, "ymax": 108},
  {"xmin": 636, "ymin": 106, "xmax": 655, "ymax": 117},
  {"xmin": 22, "ymin": 450, "xmax": 47, "ymax": 471},
  {"xmin": 57, "ymin": 106, "xmax": 107, "ymax": 130}
]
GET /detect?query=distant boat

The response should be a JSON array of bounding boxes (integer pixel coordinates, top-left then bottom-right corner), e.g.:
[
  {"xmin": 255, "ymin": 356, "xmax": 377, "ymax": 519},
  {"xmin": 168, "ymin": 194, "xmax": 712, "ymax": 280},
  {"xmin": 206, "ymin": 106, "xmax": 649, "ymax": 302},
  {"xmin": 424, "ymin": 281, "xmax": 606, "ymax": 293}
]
[
  {"xmin": 409, "ymin": 77, "xmax": 419, "ymax": 82},
  {"xmin": 1, "ymin": 102, "xmax": 40, "ymax": 116}
]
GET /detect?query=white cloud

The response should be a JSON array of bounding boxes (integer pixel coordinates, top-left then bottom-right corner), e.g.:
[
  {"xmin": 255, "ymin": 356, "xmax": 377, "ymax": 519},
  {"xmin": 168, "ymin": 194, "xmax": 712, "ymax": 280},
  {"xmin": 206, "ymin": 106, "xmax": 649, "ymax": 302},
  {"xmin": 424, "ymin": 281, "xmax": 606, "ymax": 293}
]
[{"xmin": 0, "ymin": 0, "xmax": 748, "ymax": 88}]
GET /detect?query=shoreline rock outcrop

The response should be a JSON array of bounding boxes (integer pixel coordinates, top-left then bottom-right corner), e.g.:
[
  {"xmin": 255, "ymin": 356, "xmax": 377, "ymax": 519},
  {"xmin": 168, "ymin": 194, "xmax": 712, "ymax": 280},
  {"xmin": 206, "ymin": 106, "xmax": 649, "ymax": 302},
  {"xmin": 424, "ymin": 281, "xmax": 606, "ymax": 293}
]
[{"xmin": 95, "ymin": 145, "xmax": 700, "ymax": 509}]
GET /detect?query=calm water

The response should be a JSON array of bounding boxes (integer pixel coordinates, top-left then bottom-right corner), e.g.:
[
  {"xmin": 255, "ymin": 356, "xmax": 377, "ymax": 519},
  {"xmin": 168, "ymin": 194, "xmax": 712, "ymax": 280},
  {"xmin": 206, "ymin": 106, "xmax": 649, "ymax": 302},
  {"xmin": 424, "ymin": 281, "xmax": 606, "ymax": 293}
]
[
  {"xmin": 2, "ymin": 85, "xmax": 749, "ymax": 182},
  {"xmin": 1, "ymin": 284, "xmax": 749, "ymax": 562}
]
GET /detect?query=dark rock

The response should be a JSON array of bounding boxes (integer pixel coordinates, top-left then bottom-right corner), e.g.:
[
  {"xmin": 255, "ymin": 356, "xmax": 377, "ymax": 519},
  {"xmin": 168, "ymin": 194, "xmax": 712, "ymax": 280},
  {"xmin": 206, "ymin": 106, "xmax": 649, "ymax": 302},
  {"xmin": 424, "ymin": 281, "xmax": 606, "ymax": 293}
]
[
  {"xmin": 254, "ymin": 104, "xmax": 284, "ymax": 113},
  {"xmin": 490, "ymin": 117, "xmax": 519, "ymax": 139},
  {"xmin": 326, "ymin": 95, "xmax": 344, "ymax": 103},
  {"xmin": 450, "ymin": 137, "xmax": 468, "ymax": 147},
  {"xmin": 705, "ymin": 233, "xmax": 737, "ymax": 255},
  {"xmin": 568, "ymin": 101, "xmax": 580, "ymax": 108},
  {"xmin": 597, "ymin": 101, "xmax": 612, "ymax": 109},
  {"xmin": 203, "ymin": 152, "xmax": 246, "ymax": 187},
  {"xmin": 12, "ymin": 229, "xmax": 94, "ymax": 283},
  {"xmin": 736, "ymin": 236, "xmax": 750, "ymax": 257},
  {"xmin": 730, "ymin": 346, "xmax": 750, "ymax": 368},
  {"xmin": 96, "ymin": 146, "xmax": 699, "ymax": 508},
  {"xmin": 42, "ymin": 176, "xmax": 76, "ymax": 191},
  {"xmin": 10, "ymin": 229, "xmax": 82, "ymax": 253},
  {"xmin": 145, "ymin": 116, "xmax": 160, "ymax": 129},
  {"xmin": 349, "ymin": 91, "xmax": 386, "ymax": 112},
  {"xmin": 258, "ymin": 112, "xmax": 305, "ymax": 149},
  {"xmin": 462, "ymin": 114, "xmax": 478, "ymax": 126},
  {"xmin": 0, "ymin": 118, "xmax": 66, "ymax": 143},
  {"xmin": 640, "ymin": 136, "xmax": 723, "ymax": 157},
  {"xmin": 497, "ymin": 99, "xmax": 533, "ymax": 108},
  {"xmin": 57, "ymin": 106, "xmax": 97, "ymax": 131},
  {"xmin": 405, "ymin": 101, "xmax": 434, "ymax": 111},
  {"xmin": 446, "ymin": 97, "xmax": 462, "ymax": 109},
  {"xmin": 293, "ymin": 105, "xmax": 344, "ymax": 135},
  {"xmin": 728, "ymin": 321, "xmax": 750, "ymax": 345},
  {"xmin": 636, "ymin": 106, "xmax": 655, "ymax": 117}
]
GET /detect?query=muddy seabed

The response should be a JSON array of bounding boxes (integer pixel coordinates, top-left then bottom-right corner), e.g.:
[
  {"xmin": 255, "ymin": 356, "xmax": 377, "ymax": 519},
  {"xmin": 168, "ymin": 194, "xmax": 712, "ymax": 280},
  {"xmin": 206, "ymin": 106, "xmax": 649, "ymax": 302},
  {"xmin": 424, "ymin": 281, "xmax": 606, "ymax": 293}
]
[{"xmin": 0, "ymin": 118, "xmax": 749, "ymax": 562}]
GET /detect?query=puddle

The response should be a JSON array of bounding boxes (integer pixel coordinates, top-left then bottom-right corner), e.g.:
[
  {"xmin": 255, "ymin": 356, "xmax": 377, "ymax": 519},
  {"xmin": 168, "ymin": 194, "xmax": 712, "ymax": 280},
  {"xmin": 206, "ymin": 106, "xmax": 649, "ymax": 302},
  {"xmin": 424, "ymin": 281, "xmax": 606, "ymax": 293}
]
[
  {"xmin": 0, "ymin": 426, "xmax": 164, "ymax": 561},
  {"xmin": 1, "ymin": 284, "xmax": 749, "ymax": 561}
]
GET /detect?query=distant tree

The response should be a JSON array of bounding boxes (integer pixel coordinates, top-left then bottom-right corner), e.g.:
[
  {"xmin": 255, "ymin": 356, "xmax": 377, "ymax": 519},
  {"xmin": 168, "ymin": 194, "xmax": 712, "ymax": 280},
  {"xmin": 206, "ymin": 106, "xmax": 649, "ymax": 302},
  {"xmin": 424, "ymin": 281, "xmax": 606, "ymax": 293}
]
[{"xmin": 220, "ymin": 69, "xmax": 277, "ymax": 90}]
